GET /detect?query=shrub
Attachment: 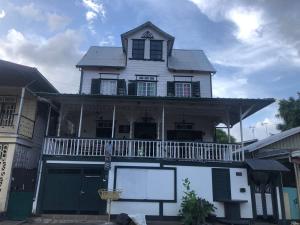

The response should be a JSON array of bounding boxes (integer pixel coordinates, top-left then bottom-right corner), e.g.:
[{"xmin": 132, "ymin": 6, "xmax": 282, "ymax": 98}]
[{"xmin": 179, "ymin": 178, "xmax": 216, "ymax": 225}]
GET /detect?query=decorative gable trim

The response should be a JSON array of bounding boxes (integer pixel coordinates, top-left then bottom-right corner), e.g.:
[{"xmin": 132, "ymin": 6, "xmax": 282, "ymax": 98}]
[{"xmin": 141, "ymin": 31, "xmax": 154, "ymax": 39}]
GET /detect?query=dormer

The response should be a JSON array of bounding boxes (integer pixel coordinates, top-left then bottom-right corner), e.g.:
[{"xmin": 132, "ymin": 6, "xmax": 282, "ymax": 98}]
[{"xmin": 121, "ymin": 21, "xmax": 175, "ymax": 61}]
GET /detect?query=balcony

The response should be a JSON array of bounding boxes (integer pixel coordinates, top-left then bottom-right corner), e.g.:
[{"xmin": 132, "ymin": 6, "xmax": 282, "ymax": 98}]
[{"xmin": 43, "ymin": 137, "xmax": 244, "ymax": 162}]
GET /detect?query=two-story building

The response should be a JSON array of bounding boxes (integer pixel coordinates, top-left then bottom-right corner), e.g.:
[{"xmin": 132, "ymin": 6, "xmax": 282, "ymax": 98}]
[
  {"xmin": 0, "ymin": 59, "xmax": 58, "ymax": 219},
  {"xmin": 33, "ymin": 22, "xmax": 287, "ymax": 223}
]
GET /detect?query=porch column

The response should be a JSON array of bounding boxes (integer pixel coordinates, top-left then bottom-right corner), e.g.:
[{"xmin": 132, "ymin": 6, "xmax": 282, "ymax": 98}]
[
  {"xmin": 227, "ymin": 111, "xmax": 231, "ymax": 143},
  {"xmin": 157, "ymin": 121, "xmax": 160, "ymax": 140},
  {"xmin": 16, "ymin": 87, "xmax": 25, "ymax": 134},
  {"xmin": 239, "ymin": 106, "xmax": 244, "ymax": 146},
  {"xmin": 111, "ymin": 105, "xmax": 116, "ymax": 138},
  {"xmin": 57, "ymin": 106, "xmax": 63, "ymax": 137},
  {"xmin": 78, "ymin": 104, "xmax": 84, "ymax": 137},
  {"xmin": 162, "ymin": 105, "xmax": 165, "ymax": 142},
  {"xmin": 129, "ymin": 119, "xmax": 134, "ymax": 139},
  {"xmin": 45, "ymin": 105, "xmax": 52, "ymax": 136}
]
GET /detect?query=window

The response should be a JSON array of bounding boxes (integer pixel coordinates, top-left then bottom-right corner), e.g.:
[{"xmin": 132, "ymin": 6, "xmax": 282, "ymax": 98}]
[
  {"xmin": 137, "ymin": 82, "xmax": 156, "ymax": 96},
  {"xmin": 132, "ymin": 39, "xmax": 145, "ymax": 59},
  {"xmin": 100, "ymin": 80, "xmax": 117, "ymax": 95},
  {"xmin": 150, "ymin": 40, "xmax": 163, "ymax": 60},
  {"xmin": 175, "ymin": 83, "xmax": 191, "ymax": 97},
  {"xmin": 0, "ymin": 96, "xmax": 16, "ymax": 126}
]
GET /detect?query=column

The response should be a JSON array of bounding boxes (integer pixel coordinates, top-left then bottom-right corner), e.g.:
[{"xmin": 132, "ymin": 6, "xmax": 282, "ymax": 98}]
[
  {"xmin": 16, "ymin": 87, "xmax": 25, "ymax": 134},
  {"xmin": 78, "ymin": 104, "xmax": 84, "ymax": 137},
  {"xmin": 239, "ymin": 106, "xmax": 244, "ymax": 146},
  {"xmin": 45, "ymin": 105, "xmax": 52, "ymax": 136},
  {"xmin": 111, "ymin": 105, "xmax": 116, "ymax": 138}
]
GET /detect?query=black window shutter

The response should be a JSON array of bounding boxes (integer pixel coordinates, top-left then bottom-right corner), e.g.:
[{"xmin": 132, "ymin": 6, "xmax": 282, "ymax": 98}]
[
  {"xmin": 212, "ymin": 168, "xmax": 231, "ymax": 201},
  {"xmin": 192, "ymin": 81, "xmax": 200, "ymax": 97},
  {"xmin": 167, "ymin": 81, "xmax": 175, "ymax": 97},
  {"xmin": 117, "ymin": 79, "xmax": 127, "ymax": 95},
  {"xmin": 128, "ymin": 81, "xmax": 137, "ymax": 96},
  {"xmin": 91, "ymin": 79, "xmax": 101, "ymax": 94}
]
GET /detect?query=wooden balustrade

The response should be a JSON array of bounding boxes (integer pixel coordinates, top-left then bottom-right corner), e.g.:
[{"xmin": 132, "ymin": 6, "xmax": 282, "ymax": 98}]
[{"xmin": 43, "ymin": 137, "xmax": 244, "ymax": 161}]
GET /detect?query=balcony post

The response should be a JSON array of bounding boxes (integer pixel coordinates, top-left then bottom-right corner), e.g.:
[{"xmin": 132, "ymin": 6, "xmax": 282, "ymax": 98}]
[
  {"xmin": 78, "ymin": 104, "xmax": 84, "ymax": 137},
  {"xmin": 45, "ymin": 105, "xmax": 51, "ymax": 136},
  {"xmin": 16, "ymin": 87, "xmax": 25, "ymax": 134},
  {"xmin": 227, "ymin": 111, "xmax": 231, "ymax": 143},
  {"xmin": 111, "ymin": 105, "xmax": 116, "ymax": 138},
  {"xmin": 57, "ymin": 105, "xmax": 63, "ymax": 137},
  {"xmin": 239, "ymin": 106, "xmax": 244, "ymax": 147},
  {"xmin": 161, "ymin": 105, "xmax": 165, "ymax": 158}
]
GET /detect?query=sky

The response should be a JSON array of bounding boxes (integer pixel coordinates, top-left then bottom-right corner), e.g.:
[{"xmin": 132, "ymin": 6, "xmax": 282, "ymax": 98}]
[{"xmin": 0, "ymin": 0, "xmax": 299, "ymax": 141}]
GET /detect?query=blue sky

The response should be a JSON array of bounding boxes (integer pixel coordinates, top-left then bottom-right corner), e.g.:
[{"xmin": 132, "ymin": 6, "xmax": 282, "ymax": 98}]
[{"xmin": 0, "ymin": 0, "xmax": 299, "ymax": 140}]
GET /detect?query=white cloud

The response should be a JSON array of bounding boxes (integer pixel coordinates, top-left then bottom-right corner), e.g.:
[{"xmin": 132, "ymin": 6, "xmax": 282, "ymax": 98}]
[
  {"xmin": 47, "ymin": 13, "xmax": 71, "ymax": 32},
  {"xmin": 0, "ymin": 29, "xmax": 83, "ymax": 93},
  {"xmin": 82, "ymin": 0, "xmax": 106, "ymax": 33},
  {"xmin": 0, "ymin": 10, "xmax": 6, "ymax": 19},
  {"xmin": 99, "ymin": 34, "xmax": 115, "ymax": 46},
  {"xmin": 15, "ymin": 3, "xmax": 43, "ymax": 21},
  {"xmin": 86, "ymin": 11, "xmax": 97, "ymax": 21}
]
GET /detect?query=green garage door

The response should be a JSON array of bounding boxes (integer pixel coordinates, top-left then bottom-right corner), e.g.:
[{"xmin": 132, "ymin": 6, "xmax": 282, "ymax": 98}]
[{"xmin": 42, "ymin": 167, "xmax": 106, "ymax": 214}]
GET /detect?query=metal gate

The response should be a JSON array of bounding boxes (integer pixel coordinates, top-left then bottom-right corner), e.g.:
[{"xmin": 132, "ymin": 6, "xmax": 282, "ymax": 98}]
[{"xmin": 42, "ymin": 166, "xmax": 107, "ymax": 214}]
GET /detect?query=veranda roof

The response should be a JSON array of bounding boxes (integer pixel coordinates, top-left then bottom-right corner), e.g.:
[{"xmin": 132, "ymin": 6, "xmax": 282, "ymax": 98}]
[{"xmin": 37, "ymin": 93, "xmax": 275, "ymax": 127}]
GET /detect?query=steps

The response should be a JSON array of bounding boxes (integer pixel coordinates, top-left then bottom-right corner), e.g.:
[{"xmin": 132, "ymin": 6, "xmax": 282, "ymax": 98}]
[{"xmin": 28, "ymin": 214, "xmax": 108, "ymax": 224}]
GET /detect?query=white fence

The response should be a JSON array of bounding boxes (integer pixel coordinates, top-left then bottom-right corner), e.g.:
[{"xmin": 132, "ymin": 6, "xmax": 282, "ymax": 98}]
[{"xmin": 43, "ymin": 138, "xmax": 244, "ymax": 161}]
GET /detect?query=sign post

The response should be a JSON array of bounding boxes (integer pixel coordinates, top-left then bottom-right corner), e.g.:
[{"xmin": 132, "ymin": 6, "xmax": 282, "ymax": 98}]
[{"xmin": 99, "ymin": 189, "xmax": 122, "ymax": 224}]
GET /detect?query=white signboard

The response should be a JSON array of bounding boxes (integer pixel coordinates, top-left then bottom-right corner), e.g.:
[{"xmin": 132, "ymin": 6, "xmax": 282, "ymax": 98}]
[{"xmin": 115, "ymin": 167, "xmax": 175, "ymax": 201}]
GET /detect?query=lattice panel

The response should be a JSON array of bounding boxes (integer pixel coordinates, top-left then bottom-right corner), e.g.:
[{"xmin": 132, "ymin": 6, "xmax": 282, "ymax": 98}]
[{"xmin": 0, "ymin": 144, "xmax": 8, "ymax": 193}]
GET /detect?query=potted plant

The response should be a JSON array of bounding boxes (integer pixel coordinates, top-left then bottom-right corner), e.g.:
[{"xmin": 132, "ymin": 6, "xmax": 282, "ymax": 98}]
[{"xmin": 179, "ymin": 178, "xmax": 216, "ymax": 225}]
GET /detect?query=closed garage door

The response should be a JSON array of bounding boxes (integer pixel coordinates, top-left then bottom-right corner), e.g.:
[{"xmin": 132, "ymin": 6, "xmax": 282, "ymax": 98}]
[{"xmin": 42, "ymin": 166, "xmax": 107, "ymax": 214}]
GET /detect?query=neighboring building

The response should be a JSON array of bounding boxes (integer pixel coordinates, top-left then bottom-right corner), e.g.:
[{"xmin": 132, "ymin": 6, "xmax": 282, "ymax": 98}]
[
  {"xmin": 0, "ymin": 59, "xmax": 58, "ymax": 219},
  {"xmin": 33, "ymin": 22, "xmax": 286, "ymax": 223},
  {"xmin": 244, "ymin": 127, "xmax": 300, "ymax": 221}
]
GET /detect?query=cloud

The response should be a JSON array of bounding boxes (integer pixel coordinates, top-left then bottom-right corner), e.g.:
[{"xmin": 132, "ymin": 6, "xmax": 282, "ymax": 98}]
[
  {"xmin": 0, "ymin": 10, "xmax": 5, "ymax": 19},
  {"xmin": 99, "ymin": 34, "xmax": 115, "ymax": 46},
  {"xmin": 0, "ymin": 29, "xmax": 83, "ymax": 93},
  {"xmin": 47, "ymin": 13, "xmax": 71, "ymax": 32},
  {"xmin": 15, "ymin": 3, "xmax": 43, "ymax": 21},
  {"xmin": 82, "ymin": 0, "xmax": 106, "ymax": 34}
]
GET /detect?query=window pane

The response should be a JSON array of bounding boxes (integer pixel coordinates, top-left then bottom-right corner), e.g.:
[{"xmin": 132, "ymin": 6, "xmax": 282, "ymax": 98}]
[
  {"xmin": 150, "ymin": 40, "xmax": 162, "ymax": 60},
  {"xmin": 132, "ymin": 40, "xmax": 145, "ymax": 59},
  {"xmin": 100, "ymin": 80, "xmax": 117, "ymax": 95},
  {"xmin": 175, "ymin": 83, "xmax": 191, "ymax": 97},
  {"xmin": 137, "ymin": 82, "xmax": 156, "ymax": 96}
]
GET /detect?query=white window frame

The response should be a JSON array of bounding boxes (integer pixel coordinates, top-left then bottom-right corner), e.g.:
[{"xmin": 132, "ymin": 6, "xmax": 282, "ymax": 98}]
[
  {"xmin": 137, "ymin": 81, "xmax": 157, "ymax": 97},
  {"xmin": 175, "ymin": 82, "xmax": 191, "ymax": 97},
  {"xmin": 100, "ymin": 79, "xmax": 117, "ymax": 95}
]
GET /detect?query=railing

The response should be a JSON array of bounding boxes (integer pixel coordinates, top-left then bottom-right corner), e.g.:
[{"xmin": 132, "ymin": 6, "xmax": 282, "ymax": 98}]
[
  {"xmin": 43, "ymin": 138, "xmax": 244, "ymax": 162},
  {"xmin": 0, "ymin": 113, "xmax": 15, "ymax": 127}
]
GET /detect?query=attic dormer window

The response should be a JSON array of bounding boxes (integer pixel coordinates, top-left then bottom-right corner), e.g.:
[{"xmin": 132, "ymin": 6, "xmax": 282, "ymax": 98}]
[
  {"xmin": 150, "ymin": 40, "xmax": 163, "ymax": 60},
  {"xmin": 132, "ymin": 39, "xmax": 145, "ymax": 59}
]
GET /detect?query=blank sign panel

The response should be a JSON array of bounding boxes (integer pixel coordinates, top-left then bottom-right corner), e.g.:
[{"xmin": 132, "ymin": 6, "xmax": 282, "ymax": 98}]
[{"xmin": 115, "ymin": 167, "xmax": 176, "ymax": 201}]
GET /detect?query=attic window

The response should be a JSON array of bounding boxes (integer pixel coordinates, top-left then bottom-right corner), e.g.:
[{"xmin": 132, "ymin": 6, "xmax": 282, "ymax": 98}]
[
  {"xmin": 150, "ymin": 40, "xmax": 163, "ymax": 60},
  {"xmin": 132, "ymin": 39, "xmax": 145, "ymax": 59}
]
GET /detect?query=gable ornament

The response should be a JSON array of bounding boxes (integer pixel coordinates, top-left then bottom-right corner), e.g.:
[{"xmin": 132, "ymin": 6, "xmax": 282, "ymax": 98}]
[{"xmin": 141, "ymin": 31, "xmax": 154, "ymax": 39}]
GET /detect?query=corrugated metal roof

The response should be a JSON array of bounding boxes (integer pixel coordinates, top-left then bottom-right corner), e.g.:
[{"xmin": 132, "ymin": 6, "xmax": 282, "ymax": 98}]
[
  {"xmin": 76, "ymin": 47, "xmax": 216, "ymax": 72},
  {"xmin": 244, "ymin": 126, "xmax": 300, "ymax": 152},
  {"xmin": 245, "ymin": 159, "xmax": 289, "ymax": 172},
  {"xmin": 168, "ymin": 49, "xmax": 216, "ymax": 73},
  {"xmin": 76, "ymin": 46, "xmax": 126, "ymax": 68},
  {"xmin": 0, "ymin": 59, "xmax": 58, "ymax": 93}
]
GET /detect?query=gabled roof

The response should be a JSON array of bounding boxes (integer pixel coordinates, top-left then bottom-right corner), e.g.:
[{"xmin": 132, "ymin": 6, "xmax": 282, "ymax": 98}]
[
  {"xmin": 245, "ymin": 159, "xmax": 289, "ymax": 172},
  {"xmin": 243, "ymin": 126, "xmax": 300, "ymax": 153},
  {"xmin": 76, "ymin": 46, "xmax": 126, "ymax": 68},
  {"xmin": 121, "ymin": 21, "xmax": 175, "ymax": 55},
  {"xmin": 168, "ymin": 49, "xmax": 216, "ymax": 73},
  {"xmin": 0, "ymin": 59, "xmax": 58, "ymax": 93}
]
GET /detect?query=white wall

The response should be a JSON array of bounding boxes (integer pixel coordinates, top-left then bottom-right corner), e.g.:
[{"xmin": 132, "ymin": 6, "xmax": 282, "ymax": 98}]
[
  {"xmin": 108, "ymin": 162, "xmax": 253, "ymax": 218},
  {"xmin": 81, "ymin": 26, "xmax": 212, "ymax": 98}
]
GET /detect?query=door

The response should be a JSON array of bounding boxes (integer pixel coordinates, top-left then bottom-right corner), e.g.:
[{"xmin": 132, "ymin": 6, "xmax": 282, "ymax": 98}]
[
  {"xmin": 283, "ymin": 187, "xmax": 300, "ymax": 220},
  {"xmin": 42, "ymin": 167, "xmax": 107, "ymax": 214},
  {"xmin": 79, "ymin": 169, "xmax": 107, "ymax": 213}
]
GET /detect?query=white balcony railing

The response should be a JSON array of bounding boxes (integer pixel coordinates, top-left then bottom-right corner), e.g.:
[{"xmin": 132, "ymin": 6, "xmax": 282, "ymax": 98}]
[{"xmin": 43, "ymin": 138, "xmax": 244, "ymax": 162}]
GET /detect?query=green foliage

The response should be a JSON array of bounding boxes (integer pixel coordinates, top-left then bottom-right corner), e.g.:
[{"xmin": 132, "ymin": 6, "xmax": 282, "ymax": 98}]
[
  {"xmin": 179, "ymin": 178, "xmax": 216, "ymax": 225},
  {"xmin": 215, "ymin": 129, "xmax": 236, "ymax": 143},
  {"xmin": 277, "ymin": 94, "xmax": 300, "ymax": 131}
]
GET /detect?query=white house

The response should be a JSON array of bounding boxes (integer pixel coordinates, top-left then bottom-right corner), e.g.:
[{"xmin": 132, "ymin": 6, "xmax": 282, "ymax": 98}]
[{"xmin": 32, "ymin": 22, "xmax": 287, "ymax": 224}]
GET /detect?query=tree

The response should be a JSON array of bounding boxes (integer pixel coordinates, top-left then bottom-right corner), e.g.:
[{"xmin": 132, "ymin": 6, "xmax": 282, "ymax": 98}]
[
  {"xmin": 215, "ymin": 129, "xmax": 236, "ymax": 143},
  {"xmin": 277, "ymin": 93, "xmax": 300, "ymax": 131}
]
